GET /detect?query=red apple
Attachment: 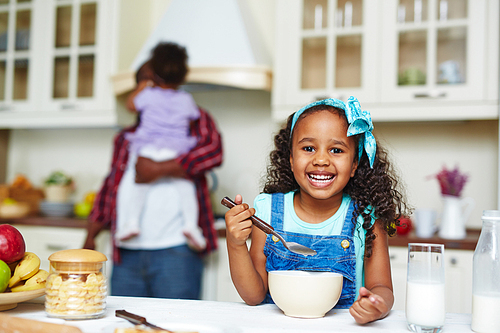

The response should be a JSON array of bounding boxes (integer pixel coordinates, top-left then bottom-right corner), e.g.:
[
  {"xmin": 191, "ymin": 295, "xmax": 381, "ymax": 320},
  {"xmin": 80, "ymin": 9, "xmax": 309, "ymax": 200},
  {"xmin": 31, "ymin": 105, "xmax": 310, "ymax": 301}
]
[
  {"xmin": 396, "ymin": 217, "xmax": 413, "ymax": 236},
  {"xmin": 0, "ymin": 224, "xmax": 26, "ymax": 264}
]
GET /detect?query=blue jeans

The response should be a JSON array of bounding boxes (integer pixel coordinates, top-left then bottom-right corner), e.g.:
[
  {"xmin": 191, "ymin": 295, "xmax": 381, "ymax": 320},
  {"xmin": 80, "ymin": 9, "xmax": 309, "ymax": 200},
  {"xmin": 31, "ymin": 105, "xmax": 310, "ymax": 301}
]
[{"xmin": 111, "ymin": 245, "xmax": 203, "ymax": 299}]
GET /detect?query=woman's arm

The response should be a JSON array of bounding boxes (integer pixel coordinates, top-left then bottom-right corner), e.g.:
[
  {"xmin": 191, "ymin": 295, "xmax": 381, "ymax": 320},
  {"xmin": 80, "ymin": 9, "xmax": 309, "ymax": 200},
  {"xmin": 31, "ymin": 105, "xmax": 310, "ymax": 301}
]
[
  {"xmin": 135, "ymin": 157, "xmax": 187, "ymax": 183},
  {"xmin": 225, "ymin": 195, "xmax": 268, "ymax": 305},
  {"xmin": 135, "ymin": 109, "xmax": 223, "ymax": 183},
  {"xmin": 349, "ymin": 221, "xmax": 394, "ymax": 324},
  {"xmin": 83, "ymin": 221, "xmax": 106, "ymax": 250}
]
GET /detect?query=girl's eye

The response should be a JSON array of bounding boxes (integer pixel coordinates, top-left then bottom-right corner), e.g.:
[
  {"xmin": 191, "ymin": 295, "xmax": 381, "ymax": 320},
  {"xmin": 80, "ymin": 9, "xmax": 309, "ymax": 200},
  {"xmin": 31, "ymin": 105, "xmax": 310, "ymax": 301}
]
[
  {"xmin": 302, "ymin": 146, "xmax": 315, "ymax": 152},
  {"xmin": 330, "ymin": 148, "xmax": 343, "ymax": 154}
]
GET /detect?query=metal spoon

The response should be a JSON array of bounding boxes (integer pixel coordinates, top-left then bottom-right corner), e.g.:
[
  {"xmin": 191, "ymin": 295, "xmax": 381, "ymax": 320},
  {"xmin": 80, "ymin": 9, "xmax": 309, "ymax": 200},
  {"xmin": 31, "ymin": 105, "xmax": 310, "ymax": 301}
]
[
  {"xmin": 221, "ymin": 196, "xmax": 317, "ymax": 256},
  {"xmin": 116, "ymin": 310, "xmax": 173, "ymax": 332}
]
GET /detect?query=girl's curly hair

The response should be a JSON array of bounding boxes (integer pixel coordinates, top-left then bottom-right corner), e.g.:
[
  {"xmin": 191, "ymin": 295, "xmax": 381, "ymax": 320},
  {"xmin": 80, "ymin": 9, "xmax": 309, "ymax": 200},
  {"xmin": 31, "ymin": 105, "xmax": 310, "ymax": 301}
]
[{"xmin": 263, "ymin": 105, "xmax": 411, "ymax": 257}]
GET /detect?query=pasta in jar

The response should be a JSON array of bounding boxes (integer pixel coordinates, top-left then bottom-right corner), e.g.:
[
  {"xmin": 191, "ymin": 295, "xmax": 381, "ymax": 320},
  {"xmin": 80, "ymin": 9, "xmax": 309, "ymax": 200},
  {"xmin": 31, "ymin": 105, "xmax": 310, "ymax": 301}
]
[{"xmin": 45, "ymin": 249, "xmax": 107, "ymax": 319}]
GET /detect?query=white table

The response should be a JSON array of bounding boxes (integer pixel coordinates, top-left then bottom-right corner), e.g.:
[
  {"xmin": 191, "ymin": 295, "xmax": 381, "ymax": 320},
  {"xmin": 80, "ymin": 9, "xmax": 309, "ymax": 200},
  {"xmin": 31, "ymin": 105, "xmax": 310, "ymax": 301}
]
[{"xmin": 5, "ymin": 296, "xmax": 474, "ymax": 333}]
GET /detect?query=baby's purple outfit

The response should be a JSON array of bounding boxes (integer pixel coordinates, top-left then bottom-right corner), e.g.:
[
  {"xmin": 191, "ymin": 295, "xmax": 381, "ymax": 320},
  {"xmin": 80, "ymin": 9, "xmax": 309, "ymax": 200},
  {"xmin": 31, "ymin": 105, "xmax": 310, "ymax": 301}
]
[
  {"xmin": 116, "ymin": 87, "xmax": 206, "ymax": 250},
  {"xmin": 126, "ymin": 86, "xmax": 200, "ymax": 155}
]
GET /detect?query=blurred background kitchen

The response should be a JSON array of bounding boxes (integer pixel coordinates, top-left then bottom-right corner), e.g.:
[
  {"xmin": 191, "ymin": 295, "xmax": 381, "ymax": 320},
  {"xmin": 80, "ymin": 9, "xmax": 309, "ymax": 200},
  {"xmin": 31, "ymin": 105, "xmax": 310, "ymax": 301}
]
[{"xmin": 0, "ymin": 0, "xmax": 497, "ymax": 313}]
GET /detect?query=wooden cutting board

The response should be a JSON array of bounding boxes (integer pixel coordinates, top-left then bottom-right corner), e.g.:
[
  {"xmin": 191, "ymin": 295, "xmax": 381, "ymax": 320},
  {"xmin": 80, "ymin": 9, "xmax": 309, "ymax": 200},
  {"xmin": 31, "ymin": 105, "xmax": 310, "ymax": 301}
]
[{"xmin": 0, "ymin": 313, "xmax": 82, "ymax": 333}]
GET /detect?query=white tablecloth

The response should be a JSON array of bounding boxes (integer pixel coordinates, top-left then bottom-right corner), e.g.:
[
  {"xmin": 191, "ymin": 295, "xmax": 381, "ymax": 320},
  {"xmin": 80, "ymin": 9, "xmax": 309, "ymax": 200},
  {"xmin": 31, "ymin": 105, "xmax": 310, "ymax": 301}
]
[{"xmin": 5, "ymin": 296, "xmax": 474, "ymax": 333}]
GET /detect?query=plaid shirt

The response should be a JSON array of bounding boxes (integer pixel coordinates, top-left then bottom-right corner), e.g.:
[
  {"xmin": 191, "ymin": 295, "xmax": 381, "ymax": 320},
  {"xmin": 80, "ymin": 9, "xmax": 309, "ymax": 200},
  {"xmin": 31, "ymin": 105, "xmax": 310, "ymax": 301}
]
[{"xmin": 88, "ymin": 108, "xmax": 223, "ymax": 262}]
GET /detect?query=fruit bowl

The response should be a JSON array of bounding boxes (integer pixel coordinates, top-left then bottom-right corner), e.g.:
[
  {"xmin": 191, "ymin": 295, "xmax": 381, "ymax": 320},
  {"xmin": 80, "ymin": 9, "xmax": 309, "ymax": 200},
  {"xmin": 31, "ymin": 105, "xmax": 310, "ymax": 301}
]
[
  {"xmin": 0, "ymin": 288, "xmax": 45, "ymax": 311},
  {"xmin": 0, "ymin": 202, "xmax": 30, "ymax": 218}
]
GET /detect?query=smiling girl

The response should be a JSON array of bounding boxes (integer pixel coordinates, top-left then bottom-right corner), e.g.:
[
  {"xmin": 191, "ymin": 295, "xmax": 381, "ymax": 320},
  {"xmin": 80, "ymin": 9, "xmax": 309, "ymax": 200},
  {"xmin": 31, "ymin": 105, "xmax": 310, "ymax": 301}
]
[{"xmin": 224, "ymin": 97, "xmax": 410, "ymax": 324}]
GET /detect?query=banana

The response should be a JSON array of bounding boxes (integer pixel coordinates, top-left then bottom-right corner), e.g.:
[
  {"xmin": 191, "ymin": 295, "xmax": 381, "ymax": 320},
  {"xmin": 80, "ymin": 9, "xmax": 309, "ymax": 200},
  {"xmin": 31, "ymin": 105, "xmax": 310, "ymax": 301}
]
[
  {"xmin": 8, "ymin": 252, "xmax": 41, "ymax": 288},
  {"xmin": 24, "ymin": 269, "xmax": 49, "ymax": 287},
  {"xmin": 10, "ymin": 282, "xmax": 42, "ymax": 292},
  {"xmin": 10, "ymin": 269, "xmax": 48, "ymax": 292}
]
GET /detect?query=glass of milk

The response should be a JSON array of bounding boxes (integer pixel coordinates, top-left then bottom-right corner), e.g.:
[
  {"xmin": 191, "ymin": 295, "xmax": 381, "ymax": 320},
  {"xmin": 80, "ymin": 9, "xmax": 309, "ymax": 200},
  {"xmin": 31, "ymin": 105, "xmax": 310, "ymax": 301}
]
[{"xmin": 406, "ymin": 243, "xmax": 445, "ymax": 333}]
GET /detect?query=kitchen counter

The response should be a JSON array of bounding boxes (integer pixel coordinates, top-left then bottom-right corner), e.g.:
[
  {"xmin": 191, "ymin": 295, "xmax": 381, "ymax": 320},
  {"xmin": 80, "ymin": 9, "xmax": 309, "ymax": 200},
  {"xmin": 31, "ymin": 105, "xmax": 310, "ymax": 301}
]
[
  {"xmin": 1, "ymin": 216, "xmax": 481, "ymax": 249},
  {"xmin": 388, "ymin": 229, "xmax": 480, "ymax": 251},
  {"xmin": 0, "ymin": 216, "xmax": 104, "ymax": 229},
  {"xmin": 4, "ymin": 296, "xmax": 475, "ymax": 333}
]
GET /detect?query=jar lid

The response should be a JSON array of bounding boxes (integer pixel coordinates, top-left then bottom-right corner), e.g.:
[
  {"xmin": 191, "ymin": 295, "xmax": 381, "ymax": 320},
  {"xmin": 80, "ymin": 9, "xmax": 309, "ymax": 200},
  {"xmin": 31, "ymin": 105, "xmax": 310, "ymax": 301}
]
[
  {"xmin": 49, "ymin": 249, "xmax": 107, "ymax": 262},
  {"xmin": 482, "ymin": 210, "xmax": 500, "ymax": 221},
  {"xmin": 49, "ymin": 249, "xmax": 107, "ymax": 273}
]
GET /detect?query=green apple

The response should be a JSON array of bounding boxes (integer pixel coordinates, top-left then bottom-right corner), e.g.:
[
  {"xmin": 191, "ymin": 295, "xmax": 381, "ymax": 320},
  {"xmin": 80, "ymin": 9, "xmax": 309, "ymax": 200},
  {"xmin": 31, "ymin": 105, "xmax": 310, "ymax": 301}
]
[
  {"xmin": 74, "ymin": 201, "xmax": 92, "ymax": 218},
  {"xmin": 0, "ymin": 259, "xmax": 10, "ymax": 292}
]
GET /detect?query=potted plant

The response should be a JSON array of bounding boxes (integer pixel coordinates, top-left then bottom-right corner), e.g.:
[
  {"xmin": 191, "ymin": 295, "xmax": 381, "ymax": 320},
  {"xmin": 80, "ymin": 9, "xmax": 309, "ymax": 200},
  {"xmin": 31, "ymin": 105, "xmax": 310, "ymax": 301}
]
[
  {"xmin": 434, "ymin": 165, "xmax": 468, "ymax": 197},
  {"xmin": 432, "ymin": 165, "xmax": 474, "ymax": 239},
  {"xmin": 43, "ymin": 171, "xmax": 74, "ymax": 203}
]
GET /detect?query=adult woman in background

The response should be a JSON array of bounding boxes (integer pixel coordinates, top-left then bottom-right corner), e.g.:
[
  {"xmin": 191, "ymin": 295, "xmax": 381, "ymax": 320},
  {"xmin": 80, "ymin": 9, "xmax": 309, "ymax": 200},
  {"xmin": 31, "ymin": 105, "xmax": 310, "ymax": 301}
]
[{"xmin": 83, "ymin": 59, "xmax": 223, "ymax": 299}]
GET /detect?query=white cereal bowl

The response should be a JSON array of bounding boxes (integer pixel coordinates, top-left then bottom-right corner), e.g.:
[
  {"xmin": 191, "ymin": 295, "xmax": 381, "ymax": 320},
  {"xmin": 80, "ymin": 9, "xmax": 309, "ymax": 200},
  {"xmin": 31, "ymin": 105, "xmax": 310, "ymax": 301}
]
[{"xmin": 268, "ymin": 270, "xmax": 343, "ymax": 318}]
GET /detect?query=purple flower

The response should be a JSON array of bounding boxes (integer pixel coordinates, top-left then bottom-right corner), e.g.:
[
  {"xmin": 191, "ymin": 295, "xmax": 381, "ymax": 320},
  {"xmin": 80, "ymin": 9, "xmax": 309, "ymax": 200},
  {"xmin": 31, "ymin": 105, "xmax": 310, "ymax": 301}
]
[{"xmin": 433, "ymin": 165, "xmax": 469, "ymax": 197}]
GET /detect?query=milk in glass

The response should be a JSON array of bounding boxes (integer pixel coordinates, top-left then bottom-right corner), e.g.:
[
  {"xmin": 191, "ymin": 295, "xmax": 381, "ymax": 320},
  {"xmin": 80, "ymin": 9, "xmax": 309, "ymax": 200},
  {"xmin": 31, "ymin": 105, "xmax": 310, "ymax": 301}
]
[
  {"xmin": 406, "ymin": 243, "xmax": 445, "ymax": 333},
  {"xmin": 471, "ymin": 210, "xmax": 500, "ymax": 333},
  {"xmin": 471, "ymin": 293, "xmax": 500, "ymax": 333},
  {"xmin": 406, "ymin": 281, "xmax": 445, "ymax": 327}
]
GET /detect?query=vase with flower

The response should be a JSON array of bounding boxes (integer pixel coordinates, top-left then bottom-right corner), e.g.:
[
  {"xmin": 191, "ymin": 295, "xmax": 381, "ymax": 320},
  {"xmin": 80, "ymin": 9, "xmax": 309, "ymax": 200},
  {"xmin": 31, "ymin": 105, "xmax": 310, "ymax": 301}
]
[{"xmin": 433, "ymin": 166, "xmax": 474, "ymax": 239}]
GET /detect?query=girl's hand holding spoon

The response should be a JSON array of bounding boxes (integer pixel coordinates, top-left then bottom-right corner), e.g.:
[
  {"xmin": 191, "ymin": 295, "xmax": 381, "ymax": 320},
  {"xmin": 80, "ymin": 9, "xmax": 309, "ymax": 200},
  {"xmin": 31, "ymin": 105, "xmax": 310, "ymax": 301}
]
[{"xmin": 224, "ymin": 194, "xmax": 255, "ymax": 247}]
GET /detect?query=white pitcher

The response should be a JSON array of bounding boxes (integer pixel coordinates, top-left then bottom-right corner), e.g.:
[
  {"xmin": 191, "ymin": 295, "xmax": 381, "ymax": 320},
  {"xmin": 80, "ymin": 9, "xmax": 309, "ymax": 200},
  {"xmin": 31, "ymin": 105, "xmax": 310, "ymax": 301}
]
[{"xmin": 438, "ymin": 195, "xmax": 475, "ymax": 239}]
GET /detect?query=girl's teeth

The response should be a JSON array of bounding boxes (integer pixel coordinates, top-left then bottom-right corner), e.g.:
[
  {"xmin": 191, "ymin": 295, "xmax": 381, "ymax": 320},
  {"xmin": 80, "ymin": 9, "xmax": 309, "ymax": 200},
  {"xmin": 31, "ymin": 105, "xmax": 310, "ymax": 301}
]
[{"xmin": 309, "ymin": 174, "xmax": 333, "ymax": 182}]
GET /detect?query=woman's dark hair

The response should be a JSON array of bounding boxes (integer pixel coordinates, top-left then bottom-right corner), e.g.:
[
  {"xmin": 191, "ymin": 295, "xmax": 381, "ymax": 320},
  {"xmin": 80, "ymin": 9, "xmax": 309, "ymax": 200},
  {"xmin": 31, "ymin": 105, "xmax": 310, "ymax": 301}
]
[
  {"xmin": 263, "ymin": 105, "xmax": 411, "ymax": 257},
  {"xmin": 150, "ymin": 42, "xmax": 188, "ymax": 85}
]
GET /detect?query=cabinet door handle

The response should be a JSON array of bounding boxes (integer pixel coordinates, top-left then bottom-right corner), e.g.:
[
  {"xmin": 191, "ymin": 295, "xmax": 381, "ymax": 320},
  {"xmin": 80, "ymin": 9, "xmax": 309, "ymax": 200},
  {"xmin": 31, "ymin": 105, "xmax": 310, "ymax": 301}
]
[
  {"xmin": 61, "ymin": 103, "xmax": 77, "ymax": 110},
  {"xmin": 314, "ymin": 95, "xmax": 343, "ymax": 101},
  {"xmin": 46, "ymin": 244, "xmax": 68, "ymax": 252},
  {"xmin": 414, "ymin": 91, "xmax": 447, "ymax": 99}
]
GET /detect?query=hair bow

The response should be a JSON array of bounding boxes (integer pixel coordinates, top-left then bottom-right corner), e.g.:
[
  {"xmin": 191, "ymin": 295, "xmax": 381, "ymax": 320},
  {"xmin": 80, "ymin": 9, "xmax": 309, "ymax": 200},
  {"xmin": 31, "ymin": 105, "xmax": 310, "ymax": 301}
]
[
  {"xmin": 290, "ymin": 96, "xmax": 376, "ymax": 168},
  {"xmin": 345, "ymin": 96, "xmax": 376, "ymax": 168}
]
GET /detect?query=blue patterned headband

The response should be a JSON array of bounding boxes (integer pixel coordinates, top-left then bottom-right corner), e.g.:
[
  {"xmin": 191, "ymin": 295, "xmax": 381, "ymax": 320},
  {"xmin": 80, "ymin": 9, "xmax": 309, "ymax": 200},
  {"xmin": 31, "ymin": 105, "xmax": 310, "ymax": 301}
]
[{"xmin": 290, "ymin": 96, "xmax": 376, "ymax": 168}]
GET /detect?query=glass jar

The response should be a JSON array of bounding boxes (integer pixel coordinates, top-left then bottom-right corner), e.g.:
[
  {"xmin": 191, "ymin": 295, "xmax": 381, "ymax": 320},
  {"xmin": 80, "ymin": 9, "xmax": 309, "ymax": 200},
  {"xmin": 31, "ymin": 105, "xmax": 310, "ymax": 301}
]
[
  {"xmin": 45, "ymin": 249, "xmax": 107, "ymax": 320},
  {"xmin": 471, "ymin": 210, "xmax": 500, "ymax": 332}
]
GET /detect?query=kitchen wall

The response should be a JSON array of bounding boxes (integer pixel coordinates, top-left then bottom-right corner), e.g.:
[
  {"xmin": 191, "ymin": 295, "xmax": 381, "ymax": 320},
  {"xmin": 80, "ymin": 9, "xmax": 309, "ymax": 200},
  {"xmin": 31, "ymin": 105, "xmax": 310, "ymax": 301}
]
[
  {"xmin": 4, "ymin": 0, "xmax": 498, "ymax": 228},
  {"xmin": 374, "ymin": 120, "xmax": 498, "ymax": 227},
  {"xmin": 0, "ymin": 130, "xmax": 8, "ymax": 183},
  {"xmin": 6, "ymin": 128, "xmax": 117, "ymax": 198}
]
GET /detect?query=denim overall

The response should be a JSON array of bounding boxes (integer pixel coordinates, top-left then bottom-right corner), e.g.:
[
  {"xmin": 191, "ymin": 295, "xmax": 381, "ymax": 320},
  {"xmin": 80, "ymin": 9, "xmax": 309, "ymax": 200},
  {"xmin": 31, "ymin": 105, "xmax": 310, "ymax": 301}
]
[{"xmin": 263, "ymin": 193, "xmax": 357, "ymax": 308}]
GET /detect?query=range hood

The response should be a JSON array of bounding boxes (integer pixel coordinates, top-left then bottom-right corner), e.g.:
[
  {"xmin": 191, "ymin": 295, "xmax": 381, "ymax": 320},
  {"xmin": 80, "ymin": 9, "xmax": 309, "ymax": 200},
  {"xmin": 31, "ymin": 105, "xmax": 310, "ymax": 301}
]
[{"xmin": 112, "ymin": 0, "xmax": 272, "ymax": 94}]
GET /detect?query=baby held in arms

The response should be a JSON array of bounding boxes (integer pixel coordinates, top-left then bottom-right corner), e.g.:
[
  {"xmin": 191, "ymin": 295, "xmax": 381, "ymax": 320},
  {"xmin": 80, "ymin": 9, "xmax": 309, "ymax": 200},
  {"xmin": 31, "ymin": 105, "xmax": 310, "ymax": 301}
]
[{"xmin": 116, "ymin": 42, "xmax": 206, "ymax": 251}]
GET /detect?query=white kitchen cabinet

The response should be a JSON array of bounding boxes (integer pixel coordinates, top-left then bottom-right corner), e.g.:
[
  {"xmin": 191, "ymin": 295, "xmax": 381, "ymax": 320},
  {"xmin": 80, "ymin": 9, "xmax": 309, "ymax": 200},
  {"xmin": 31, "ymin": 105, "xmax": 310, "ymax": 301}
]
[
  {"xmin": 389, "ymin": 246, "xmax": 473, "ymax": 314},
  {"xmin": 14, "ymin": 224, "xmax": 112, "ymax": 277},
  {"xmin": 201, "ymin": 237, "xmax": 244, "ymax": 302},
  {"xmin": 389, "ymin": 246, "xmax": 408, "ymax": 311},
  {"xmin": 213, "ymin": 238, "xmax": 244, "ymax": 302},
  {"xmin": 273, "ymin": 0, "xmax": 381, "ymax": 121},
  {"xmin": 272, "ymin": 0, "xmax": 499, "ymax": 122},
  {"xmin": 0, "ymin": 0, "xmax": 36, "ymax": 113},
  {"xmin": 0, "ymin": 0, "xmax": 134, "ymax": 128},
  {"xmin": 376, "ymin": 0, "xmax": 499, "ymax": 121},
  {"xmin": 444, "ymin": 248, "xmax": 473, "ymax": 314}
]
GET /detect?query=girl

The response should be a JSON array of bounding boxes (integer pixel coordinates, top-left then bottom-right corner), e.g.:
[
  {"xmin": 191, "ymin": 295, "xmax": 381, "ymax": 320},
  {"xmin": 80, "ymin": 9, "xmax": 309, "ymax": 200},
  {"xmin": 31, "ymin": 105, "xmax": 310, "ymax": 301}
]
[{"xmin": 224, "ymin": 97, "xmax": 410, "ymax": 324}]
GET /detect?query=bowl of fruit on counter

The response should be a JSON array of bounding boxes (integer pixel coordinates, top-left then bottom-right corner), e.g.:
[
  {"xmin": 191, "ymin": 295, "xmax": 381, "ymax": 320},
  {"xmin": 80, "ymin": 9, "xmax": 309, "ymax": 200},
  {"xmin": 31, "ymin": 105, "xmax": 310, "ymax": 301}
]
[{"xmin": 0, "ymin": 224, "xmax": 48, "ymax": 311}]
